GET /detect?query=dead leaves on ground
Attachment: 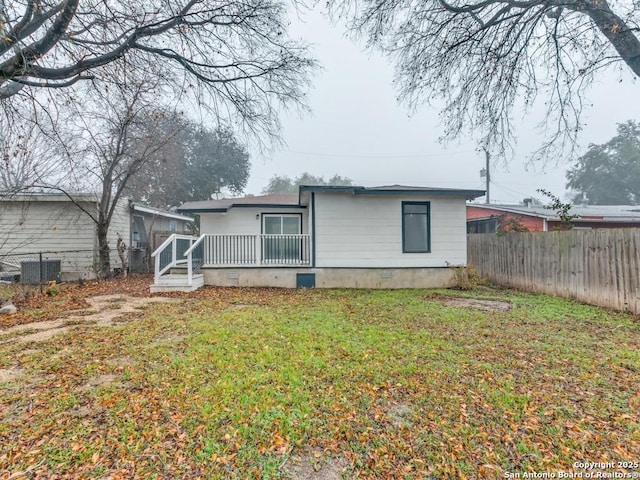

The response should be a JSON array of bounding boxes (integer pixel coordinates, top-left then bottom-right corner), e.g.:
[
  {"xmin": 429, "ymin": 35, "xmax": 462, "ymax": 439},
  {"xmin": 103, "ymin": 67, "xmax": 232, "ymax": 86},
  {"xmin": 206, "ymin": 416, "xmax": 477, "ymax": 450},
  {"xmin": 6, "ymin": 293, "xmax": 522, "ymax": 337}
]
[
  {"xmin": 0, "ymin": 275, "xmax": 155, "ymax": 328},
  {"xmin": 0, "ymin": 281, "xmax": 639, "ymax": 478}
]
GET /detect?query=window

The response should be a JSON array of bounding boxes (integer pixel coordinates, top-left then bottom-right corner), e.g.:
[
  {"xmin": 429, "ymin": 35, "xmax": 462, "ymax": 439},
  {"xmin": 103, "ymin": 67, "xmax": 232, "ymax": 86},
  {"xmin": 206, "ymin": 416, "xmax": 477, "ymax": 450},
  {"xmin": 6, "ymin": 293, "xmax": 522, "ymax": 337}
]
[
  {"xmin": 467, "ymin": 217, "xmax": 498, "ymax": 234},
  {"xmin": 132, "ymin": 215, "xmax": 147, "ymax": 249},
  {"xmin": 168, "ymin": 220, "xmax": 177, "ymax": 232},
  {"xmin": 402, "ymin": 202, "xmax": 430, "ymax": 253}
]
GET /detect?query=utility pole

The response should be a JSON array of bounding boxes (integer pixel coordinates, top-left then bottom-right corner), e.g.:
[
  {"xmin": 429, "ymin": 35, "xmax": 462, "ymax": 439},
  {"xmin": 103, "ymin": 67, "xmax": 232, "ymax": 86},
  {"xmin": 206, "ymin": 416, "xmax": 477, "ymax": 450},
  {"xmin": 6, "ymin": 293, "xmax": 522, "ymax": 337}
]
[
  {"xmin": 483, "ymin": 147, "xmax": 490, "ymax": 204},
  {"xmin": 479, "ymin": 148, "xmax": 491, "ymax": 204}
]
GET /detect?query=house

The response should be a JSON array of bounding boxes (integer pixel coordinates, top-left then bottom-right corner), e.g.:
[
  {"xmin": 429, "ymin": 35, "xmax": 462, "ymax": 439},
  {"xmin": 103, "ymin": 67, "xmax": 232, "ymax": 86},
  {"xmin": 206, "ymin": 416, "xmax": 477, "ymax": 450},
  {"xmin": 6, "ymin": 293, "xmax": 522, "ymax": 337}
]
[
  {"xmin": 150, "ymin": 185, "xmax": 485, "ymax": 291},
  {"xmin": 0, "ymin": 192, "xmax": 192, "ymax": 281},
  {"xmin": 130, "ymin": 204, "xmax": 193, "ymax": 273},
  {"xmin": 467, "ymin": 203, "xmax": 640, "ymax": 233}
]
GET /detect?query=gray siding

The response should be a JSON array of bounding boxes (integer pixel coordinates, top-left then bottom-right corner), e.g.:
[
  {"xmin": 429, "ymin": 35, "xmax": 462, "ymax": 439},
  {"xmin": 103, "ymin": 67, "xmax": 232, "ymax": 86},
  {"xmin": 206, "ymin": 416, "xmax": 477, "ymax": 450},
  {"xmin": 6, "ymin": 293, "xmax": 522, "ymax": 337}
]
[
  {"xmin": 140, "ymin": 214, "xmax": 189, "ymax": 235},
  {"xmin": 0, "ymin": 196, "xmax": 131, "ymax": 280},
  {"xmin": 0, "ymin": 199, "xmax": 97, "ymax": 278}
]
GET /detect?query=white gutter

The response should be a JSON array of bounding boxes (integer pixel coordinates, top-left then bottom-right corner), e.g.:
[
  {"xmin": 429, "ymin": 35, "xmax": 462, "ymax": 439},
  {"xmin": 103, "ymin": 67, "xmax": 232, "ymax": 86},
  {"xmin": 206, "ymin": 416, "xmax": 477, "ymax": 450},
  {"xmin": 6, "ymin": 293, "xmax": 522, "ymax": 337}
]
[{"xmin": 132, "ymin": 204, "xmax": 193, "ymax": 222}]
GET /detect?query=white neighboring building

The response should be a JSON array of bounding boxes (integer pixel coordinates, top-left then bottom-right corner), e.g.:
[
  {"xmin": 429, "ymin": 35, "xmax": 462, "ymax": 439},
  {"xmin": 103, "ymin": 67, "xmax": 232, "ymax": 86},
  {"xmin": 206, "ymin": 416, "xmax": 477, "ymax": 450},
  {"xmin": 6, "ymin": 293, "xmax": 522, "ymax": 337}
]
[
  {"xmin": 0, "ymin": 193, "xmax": 192, "ymax": 281},
  {"xmin": 162, "ymin": 185, "xmax": 484, "ymax": 290}
]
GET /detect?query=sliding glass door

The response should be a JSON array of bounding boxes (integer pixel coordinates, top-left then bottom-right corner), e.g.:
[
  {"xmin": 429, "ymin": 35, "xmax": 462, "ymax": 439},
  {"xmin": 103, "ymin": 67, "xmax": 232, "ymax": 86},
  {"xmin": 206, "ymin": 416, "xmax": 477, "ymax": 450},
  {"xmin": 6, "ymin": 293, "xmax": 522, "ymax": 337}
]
[{"xmin": 262, "ymin": 215, "xmax": 302, "ymax": 262}]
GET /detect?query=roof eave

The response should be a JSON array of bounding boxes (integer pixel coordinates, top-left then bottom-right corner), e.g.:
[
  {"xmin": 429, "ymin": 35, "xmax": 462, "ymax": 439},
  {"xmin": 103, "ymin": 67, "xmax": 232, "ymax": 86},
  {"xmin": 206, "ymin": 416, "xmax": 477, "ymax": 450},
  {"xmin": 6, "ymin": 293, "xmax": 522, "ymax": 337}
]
[
  {"xmin": 178, "ymin": 203, "xmax": 304, "ymax": 214},
  {"xmin": 177, "ymin": 207, "xmax": 228, "ymax": 214},
  {"xmin": 132, "ymin": 204, "xmax": 193, "ymax": 221},
  {"xmin": 299, "ymin": 185, "xmax": 485, "ymax": 200}
]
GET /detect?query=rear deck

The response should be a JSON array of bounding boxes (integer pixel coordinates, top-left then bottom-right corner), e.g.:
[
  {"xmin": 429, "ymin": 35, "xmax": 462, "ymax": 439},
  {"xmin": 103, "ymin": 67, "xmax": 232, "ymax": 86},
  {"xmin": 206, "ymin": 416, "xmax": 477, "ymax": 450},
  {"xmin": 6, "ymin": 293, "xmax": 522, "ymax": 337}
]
[{"xmin": 150, "ymin": 234, "xmax": 311, "ymax": 291}]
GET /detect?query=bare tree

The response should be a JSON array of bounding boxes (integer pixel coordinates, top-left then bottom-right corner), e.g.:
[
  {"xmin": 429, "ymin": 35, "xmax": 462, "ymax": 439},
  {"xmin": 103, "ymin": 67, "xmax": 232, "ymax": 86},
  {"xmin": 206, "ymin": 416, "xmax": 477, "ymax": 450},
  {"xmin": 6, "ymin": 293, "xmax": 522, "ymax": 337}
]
[
  {"xmin": 0, "ymin": 106, "xmax": 79, "ymax": 261},
  {"xmin": 0, "ymin": 115, "xmax": 73, "ymax": 192},
  {"xmin": 0, "ymin": 0, "xmax": 315, "ymax": 140},
  {"xmin": 329, "ymin": 0, "xmax": 640, "ymax": 160},
  {"xmin": 34, "ymin": 71, "xmax": 182, "ymax": 277},
  {"xmin": 81, "ymin": 78, "xmax": 177, "ymax": 276}
]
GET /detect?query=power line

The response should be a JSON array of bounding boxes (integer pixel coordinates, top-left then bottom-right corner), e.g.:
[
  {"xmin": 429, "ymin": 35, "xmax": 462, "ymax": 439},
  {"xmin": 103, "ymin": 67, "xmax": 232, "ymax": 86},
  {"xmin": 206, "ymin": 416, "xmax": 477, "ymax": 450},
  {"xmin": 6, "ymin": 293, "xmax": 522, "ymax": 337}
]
[
  {"xmin": 491, "ymin": 181, "xmax": 534, "ymax": 202},
  {"xmin": 278, "ymin": 149, "xmax": 477, "ymax": 159}
]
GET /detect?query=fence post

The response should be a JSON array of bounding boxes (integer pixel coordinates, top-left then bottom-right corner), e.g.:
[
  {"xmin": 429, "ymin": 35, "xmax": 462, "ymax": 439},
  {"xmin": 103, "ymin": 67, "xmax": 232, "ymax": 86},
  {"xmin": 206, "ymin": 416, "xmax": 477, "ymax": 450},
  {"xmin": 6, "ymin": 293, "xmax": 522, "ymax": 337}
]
[
  {"xmin": 187, "ymin": 238, "xmax": 193, "ymax": 286},
  {"xmin": 154, "ymin": 249, "xmax": 160, "ymax": 284},
  {"xmin": 171, "ymin": 235, "xmax": 177, "ymax": 270},
  {"xmin": 39, "ymin": 252, "xmax": 44, "ymax": 293}
]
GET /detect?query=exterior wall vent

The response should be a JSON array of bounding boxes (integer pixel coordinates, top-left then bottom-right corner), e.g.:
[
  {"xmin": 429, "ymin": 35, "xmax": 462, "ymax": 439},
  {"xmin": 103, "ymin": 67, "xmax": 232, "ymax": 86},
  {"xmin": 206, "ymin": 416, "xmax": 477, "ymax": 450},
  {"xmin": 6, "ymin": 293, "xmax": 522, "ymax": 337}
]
[{"xmin": 296, "ymin": 273, "xmax": 316, "ymax": 288}]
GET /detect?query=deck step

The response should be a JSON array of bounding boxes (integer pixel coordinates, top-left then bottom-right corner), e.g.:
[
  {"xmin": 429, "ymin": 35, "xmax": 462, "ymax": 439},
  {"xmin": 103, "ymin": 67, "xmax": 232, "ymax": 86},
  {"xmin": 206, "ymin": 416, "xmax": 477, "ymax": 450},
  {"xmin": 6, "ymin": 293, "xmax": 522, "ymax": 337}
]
[{"xmin": 150, "ymin": 273, "xmax": 204, "ymax": 293}]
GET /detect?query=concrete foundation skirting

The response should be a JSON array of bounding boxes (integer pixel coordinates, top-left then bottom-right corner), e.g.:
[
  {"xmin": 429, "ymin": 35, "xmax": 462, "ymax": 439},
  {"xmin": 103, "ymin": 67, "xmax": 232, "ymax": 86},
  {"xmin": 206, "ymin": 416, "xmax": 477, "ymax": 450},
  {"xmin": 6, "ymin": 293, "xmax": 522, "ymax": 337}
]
[{"xmin": 202, "ymin": 267, "xmax": 456, "ymax": 289}]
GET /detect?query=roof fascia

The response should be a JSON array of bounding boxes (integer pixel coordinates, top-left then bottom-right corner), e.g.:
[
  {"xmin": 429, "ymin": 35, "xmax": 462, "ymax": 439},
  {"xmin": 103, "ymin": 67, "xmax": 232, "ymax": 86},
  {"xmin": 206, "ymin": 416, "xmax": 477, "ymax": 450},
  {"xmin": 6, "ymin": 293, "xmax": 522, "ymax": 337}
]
[
  {"xmin": 178, "ymin": 203, "xmax": 305, "ymax": 214},
  {"xmin": 299, "ymin": 185, "xmax": 485, "ymax": 200},
  {"xmin": 355, "ymin": 189, "xmax": 485, "ymax": 199},
  {"xmin": 0, "ymin": 193, "xmax": 99, "ymax": 203},
  {"xmin": 232, "ymin": 203, "xmax": 304, "ymax": 209},
  {"xmin": 177, "ymin": 207, "xmax": 228, "ymax": 214},
  {"xmin": 133, "ymin": 205, "xmax": 193, "ymax": 221},
  {"xmin": 469, "ymin": 205, "xmax": 555, "ymax": 219}
]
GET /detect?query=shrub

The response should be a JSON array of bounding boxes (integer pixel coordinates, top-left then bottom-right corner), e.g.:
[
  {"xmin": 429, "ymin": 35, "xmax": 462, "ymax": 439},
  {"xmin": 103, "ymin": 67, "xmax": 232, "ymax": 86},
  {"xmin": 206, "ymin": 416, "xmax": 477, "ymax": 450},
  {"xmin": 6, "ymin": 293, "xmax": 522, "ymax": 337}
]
[{"xmin": 448, "ymin": 264, "xmax": 488, "ymax": 290}]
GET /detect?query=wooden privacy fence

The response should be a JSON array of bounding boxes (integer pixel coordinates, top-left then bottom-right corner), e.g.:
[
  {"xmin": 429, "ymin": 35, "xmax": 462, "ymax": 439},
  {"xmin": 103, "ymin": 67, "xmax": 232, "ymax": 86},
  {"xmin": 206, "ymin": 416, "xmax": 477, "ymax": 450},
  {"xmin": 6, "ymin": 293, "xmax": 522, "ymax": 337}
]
[{"xmin": 467, "ymin": 229, "xmax": 640, "ymax": 314}]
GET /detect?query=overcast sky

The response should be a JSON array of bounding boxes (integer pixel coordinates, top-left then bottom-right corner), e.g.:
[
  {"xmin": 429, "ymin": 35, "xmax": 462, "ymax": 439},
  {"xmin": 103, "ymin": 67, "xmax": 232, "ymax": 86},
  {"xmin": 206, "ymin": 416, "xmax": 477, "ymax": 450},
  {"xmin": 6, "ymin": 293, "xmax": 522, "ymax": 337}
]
[{"xmin": 245, "ymin": 8, "xmax": 640, "ymax": 204}]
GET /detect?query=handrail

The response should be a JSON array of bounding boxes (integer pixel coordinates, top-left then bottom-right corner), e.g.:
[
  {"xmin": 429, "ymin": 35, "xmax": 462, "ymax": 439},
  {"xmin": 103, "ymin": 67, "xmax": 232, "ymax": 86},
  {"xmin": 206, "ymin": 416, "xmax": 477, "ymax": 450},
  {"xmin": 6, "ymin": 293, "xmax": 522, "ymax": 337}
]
[
  {"xmin": 184, "ymin": 234, "xmax": 206, "ymax": 256},
  {"xmin": 185, "ymin": 234, "xmax": 206, "ymax": 285},
  {"xmin": 151, "ymin": 234, "xmax": 195, "ymax": 258},
  {"xmin": 151, "ymin": 233, "xmax": 176, "ymax": 259},
  {"xmin": 152, "ymin": 233, "xmax": 199, "ymax": 285}
]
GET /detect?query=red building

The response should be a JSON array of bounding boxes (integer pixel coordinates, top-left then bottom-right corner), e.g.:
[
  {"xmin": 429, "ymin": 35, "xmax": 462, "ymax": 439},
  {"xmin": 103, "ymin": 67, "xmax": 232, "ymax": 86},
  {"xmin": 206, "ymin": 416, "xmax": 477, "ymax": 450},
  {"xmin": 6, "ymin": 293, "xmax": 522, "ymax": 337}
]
[{"xmin": 467, "ymin": 204, "xmax": 640, "ymax": 233}]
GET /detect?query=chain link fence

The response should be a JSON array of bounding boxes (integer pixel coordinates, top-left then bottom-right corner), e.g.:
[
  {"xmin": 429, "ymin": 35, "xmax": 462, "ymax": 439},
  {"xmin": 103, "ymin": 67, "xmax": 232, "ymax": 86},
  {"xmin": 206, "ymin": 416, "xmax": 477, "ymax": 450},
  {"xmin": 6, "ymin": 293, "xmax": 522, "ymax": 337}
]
[{"xmin": 0, "ymin": 248, "xmax": 129, "ymax": 285}]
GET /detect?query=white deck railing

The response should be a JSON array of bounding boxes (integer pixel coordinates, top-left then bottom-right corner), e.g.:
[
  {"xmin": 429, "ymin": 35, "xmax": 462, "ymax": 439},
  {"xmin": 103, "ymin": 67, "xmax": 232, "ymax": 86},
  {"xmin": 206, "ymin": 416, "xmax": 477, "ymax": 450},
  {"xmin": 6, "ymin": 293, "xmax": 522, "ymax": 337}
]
[
  {"xmin": 152, "ymin": 234, "xmax": 311, "ymax": 284},
  {"xmin": 202, "ymin": 234, "xmax": 311, "ymax": 266}
]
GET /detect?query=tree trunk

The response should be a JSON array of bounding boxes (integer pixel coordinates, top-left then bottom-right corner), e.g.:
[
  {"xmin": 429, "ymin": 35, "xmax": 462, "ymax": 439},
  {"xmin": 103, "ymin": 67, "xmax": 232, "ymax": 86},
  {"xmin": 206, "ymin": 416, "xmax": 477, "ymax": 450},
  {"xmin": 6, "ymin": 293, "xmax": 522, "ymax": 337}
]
[
  {"xmin": 580, "ymin": 0, "xmax": 640, "ymax": 78},
  {"xmin": 97, "ymin": 219, "xmax": 111, "ymax": 278}
]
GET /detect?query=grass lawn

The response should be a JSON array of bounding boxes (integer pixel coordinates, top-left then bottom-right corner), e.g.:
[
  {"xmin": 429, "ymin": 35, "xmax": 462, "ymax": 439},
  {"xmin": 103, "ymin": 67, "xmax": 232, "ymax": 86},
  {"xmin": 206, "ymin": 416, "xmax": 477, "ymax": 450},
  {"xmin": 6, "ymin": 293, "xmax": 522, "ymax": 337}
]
[{"xmin": 0, "ymin": 281, "xmax": 639, "ymax": 478}]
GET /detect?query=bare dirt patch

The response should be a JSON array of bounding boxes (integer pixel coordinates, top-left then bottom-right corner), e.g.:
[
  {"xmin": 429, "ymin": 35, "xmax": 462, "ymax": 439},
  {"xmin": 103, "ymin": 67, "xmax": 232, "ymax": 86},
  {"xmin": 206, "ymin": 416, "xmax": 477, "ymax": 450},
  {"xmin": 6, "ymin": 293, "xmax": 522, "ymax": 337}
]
[
  {"xmin": 87, "ymin": 295, "xmax": 179, "ymax": 327},
  {"xmin": 0, "ymin": 367, "xmax": 24, "ymax": 384},
  {"xmin": 108, "ymin": 356, "xmax": 135, "ymax": 367},
  {"xmin": 70, "ymin": 405, "xmax": 99, "ymax": 418},
  {"xmin": 83, "ymin": 374, "xmax": 118, "ymax": 389},
  {"xmin": 19, "ymin": 348, "xmax": 39, "ymax": 356},
  {"xmin": 282, "ymin": 449, "xmax": 349, "ymax": 480},
  {"xmin": 16, "ymin": 327, "xmax": 72, "ymax": 343},
  {"xmin": 0, "ymin": 295, "xmax": 179, "ymax": 344},
  {"xmin": 0, "ymin": 274, "xmax": 158, "ymax": 329},
  {"xmin": 443, "ymin": 297, "xmax": 511, "ymax": 311}
]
